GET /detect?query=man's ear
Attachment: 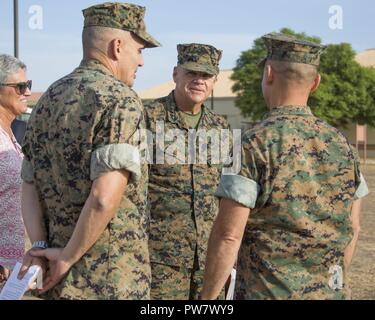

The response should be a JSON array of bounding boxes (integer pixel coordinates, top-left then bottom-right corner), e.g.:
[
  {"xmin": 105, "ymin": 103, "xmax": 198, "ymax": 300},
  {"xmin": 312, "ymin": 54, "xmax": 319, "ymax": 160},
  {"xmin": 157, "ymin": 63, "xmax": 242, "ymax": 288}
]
[
  {"xmin": 310, "ymin": 73, "xmax": 321, "ymax": 93},
  {"xmin": 173, "ymin": 67, "xmax": 179, "ymax": 83},
  {"xmin": 111, "ymin": 38, "xmax": 122, "ymax": 61}
]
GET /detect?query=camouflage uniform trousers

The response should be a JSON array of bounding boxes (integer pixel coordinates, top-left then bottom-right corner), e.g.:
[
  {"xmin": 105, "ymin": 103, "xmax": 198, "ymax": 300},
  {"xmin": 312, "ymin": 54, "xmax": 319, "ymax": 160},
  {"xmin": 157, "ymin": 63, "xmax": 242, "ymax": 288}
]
[{"xmin": 151, "ymin": 253, "xmax": 225, "ymax": 300}]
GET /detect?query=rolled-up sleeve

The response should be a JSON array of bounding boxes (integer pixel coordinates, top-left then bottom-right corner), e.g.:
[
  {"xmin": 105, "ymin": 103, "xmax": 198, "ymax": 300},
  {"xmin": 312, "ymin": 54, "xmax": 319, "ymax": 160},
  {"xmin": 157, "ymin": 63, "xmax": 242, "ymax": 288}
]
[
  {"xmin": 90, "ymin": 143, "xmax": 141, "ymax": 182},
  {"xmin": 354, "ymin": 173, "xmax": 369, "ymax": 200},
  {"xmin": 216, "ymin": 174, "xmax": 260, "ymax": 209},
  {"xmin": 21, "ymin": 159, "xmax": 34, "ymax": 183}
]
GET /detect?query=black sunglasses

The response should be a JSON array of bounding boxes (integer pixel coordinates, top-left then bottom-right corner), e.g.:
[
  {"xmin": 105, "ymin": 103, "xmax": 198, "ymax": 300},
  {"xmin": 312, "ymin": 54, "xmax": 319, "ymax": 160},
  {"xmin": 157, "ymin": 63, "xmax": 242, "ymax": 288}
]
[{"xmin": 0, "ymin": 80, "xmax": 32, "ymax": 95}]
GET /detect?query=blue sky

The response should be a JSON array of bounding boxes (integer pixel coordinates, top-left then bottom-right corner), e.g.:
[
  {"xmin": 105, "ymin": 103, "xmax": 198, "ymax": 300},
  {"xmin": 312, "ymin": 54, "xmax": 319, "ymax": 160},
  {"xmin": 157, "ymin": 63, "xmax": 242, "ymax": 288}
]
[{"xmin": 0, "ymin": 0, "xmax": 374, "ymax": 92}]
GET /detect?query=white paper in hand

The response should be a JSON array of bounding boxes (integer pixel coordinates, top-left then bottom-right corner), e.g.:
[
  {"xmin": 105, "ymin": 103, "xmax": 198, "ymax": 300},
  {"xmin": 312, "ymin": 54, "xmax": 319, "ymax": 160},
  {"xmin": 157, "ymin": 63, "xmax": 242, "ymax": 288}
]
[
  {"xmin": 0, "ymin": 262, "xmax": 42, "ymax": 300},
  {"xmin": 226, "ymin": 268, "xmax": 237, "ymax": 300}
]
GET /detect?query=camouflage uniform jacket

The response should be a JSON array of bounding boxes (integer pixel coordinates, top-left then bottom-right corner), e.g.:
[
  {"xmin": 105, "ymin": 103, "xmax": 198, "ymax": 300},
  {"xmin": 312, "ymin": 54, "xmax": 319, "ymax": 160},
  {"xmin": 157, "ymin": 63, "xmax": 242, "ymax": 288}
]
[
  {"xmin": 216, "ymin": 105, "xmax": 369, "ymax": 300},
  {"xmin": 21, "ymin": 59, "xmax": 151, "ymax": 300},
  {"xmin": 145, "ymin": 91, "xmax": 230, "ymax": 269}
]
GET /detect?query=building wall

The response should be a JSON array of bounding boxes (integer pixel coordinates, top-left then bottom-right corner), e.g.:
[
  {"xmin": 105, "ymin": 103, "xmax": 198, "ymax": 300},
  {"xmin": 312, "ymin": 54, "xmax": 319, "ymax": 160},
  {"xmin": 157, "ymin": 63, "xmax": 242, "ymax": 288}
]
[
  {"xmin": 210, "ymin": 98, "xmax": 253, "ymax": 131},
  {"xmin": 339, "ymin": 123, "xmax": 375, "ymax": 159}
]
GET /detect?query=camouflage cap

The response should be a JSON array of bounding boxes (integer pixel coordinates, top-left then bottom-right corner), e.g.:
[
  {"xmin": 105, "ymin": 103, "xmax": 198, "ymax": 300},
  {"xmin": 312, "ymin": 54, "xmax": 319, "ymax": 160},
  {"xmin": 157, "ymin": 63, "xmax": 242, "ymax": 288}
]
[
  {"xmin": 259, "ymin": 32, "xmax": 326, "ymax": 68},
  {"xmin": 177, "ymin": 43, "xmax": 222, "ymax": 75},
  {"xmin": 83, "ymin": 2, "xmax": 161, "ymax": 48}
]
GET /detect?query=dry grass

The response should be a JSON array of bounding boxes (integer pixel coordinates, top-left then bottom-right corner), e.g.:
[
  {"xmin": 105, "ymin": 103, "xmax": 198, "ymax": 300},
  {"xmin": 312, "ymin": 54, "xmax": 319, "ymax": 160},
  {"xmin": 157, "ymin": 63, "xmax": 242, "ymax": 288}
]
[{"xmin": 348, "ymin": 164, "xmax": 375, "ymax": 300}]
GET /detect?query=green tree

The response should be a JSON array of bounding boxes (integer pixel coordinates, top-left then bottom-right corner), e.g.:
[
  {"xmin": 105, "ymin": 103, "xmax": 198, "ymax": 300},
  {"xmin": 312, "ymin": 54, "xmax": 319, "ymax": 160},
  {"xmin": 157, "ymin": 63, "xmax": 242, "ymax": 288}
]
[{"xmin": 231, "ymin": 28, "xmax": 375, "ymax": 127}]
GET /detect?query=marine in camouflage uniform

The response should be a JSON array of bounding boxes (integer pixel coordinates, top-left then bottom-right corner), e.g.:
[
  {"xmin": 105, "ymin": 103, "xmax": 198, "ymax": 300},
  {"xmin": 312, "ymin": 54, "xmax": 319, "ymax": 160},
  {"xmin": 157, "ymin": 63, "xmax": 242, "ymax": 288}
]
[
  {"xmin": 144, "ymin": 44, "xmax": 230, "ymax": 300},
  {"xmin": 202, "ymin": 33, "xmax": 369, "ymax": 300},
  {"xmin": 20, "ymin": 2, "xmax": 160, "ymax": 300}
]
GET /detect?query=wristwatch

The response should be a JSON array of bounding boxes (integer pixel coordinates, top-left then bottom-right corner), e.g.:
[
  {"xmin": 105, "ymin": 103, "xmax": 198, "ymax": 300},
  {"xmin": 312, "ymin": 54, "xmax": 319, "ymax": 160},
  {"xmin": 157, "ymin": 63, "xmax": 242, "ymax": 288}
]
[{"xmin": 32, "ymin": 241, "xmax": 48, "ymax": 250}]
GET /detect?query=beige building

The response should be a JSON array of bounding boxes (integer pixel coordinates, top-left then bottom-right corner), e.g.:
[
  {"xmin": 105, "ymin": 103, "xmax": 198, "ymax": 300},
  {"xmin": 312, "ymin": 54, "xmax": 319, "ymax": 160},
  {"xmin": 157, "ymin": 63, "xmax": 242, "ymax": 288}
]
[{"xmin": 139, "ymin": 49, "xmax": 375, "ymax": 159}]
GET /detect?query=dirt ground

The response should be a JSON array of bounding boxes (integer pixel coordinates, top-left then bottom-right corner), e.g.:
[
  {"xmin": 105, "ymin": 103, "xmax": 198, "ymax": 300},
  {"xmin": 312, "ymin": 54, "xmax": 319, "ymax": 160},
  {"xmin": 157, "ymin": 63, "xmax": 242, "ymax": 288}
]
[{"xmin": 348, "ymin": 164, "xmax": 375, "ymax": 300}]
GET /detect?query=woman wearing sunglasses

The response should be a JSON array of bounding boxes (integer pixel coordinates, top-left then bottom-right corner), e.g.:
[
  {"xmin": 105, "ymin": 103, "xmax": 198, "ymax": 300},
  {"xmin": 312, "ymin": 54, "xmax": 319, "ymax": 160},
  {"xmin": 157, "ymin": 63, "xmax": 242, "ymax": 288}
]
[{"xmin": 0, "ymin": 54, "xmax": 31, "ymax": 286}]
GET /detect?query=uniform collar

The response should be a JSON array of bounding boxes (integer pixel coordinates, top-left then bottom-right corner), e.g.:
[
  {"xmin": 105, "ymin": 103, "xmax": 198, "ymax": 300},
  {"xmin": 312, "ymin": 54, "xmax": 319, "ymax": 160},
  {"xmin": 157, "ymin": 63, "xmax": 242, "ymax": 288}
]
[
  {"xmin": 265, "ymin": 105, "xmax": 314, "ymax": 118},
  {"xmin": 78, "ymin": 59, "xmax": 114, "ymax": 77},
  {"xmin": 166, "ymin": 91, "xmax": 214, "ymax": 130}
]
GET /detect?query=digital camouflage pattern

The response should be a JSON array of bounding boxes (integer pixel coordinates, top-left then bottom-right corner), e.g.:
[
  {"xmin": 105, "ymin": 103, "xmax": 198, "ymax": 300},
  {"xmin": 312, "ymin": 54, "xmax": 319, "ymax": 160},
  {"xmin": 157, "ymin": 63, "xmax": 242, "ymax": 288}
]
[
  {"xmin": 221, "ymin": 105, "xmax": 365, "ymax": 300},
  {"xmin": 144, "ymin": 91, "xmax": 230, "ymax": 298},
  {"xmin": 259, "ymin": 33, "xmax": 326, "ymax": 67},
  {"xmin": 83, "ymin": 2, "xmax": 161, "ymax": 48},
  {"xmin": 21, "ymin": 59, "xmax": 151, "ymax": 300},
  {"xmin": 150, "ymin": 261, "xmax": 204, "ymax": 300},
  {"xmin": 177, "ymin": 43, "xmax": 222, "ymax": 75}
]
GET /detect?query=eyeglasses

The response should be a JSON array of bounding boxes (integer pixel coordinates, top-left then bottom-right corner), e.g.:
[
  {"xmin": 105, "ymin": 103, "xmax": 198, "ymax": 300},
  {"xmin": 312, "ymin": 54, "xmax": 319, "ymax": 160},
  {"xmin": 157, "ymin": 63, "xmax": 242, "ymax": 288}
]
[{"xmin": 0, "ymin": 80, "xmax": 32, "ymax": 95}]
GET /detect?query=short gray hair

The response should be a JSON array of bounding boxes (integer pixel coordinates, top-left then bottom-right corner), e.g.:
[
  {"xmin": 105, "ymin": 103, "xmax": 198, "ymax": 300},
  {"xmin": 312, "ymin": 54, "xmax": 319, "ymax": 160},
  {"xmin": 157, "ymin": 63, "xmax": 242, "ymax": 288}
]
[{"xmin": 0, "ymin": 54, "xmax": 27, "ymax": 83}]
